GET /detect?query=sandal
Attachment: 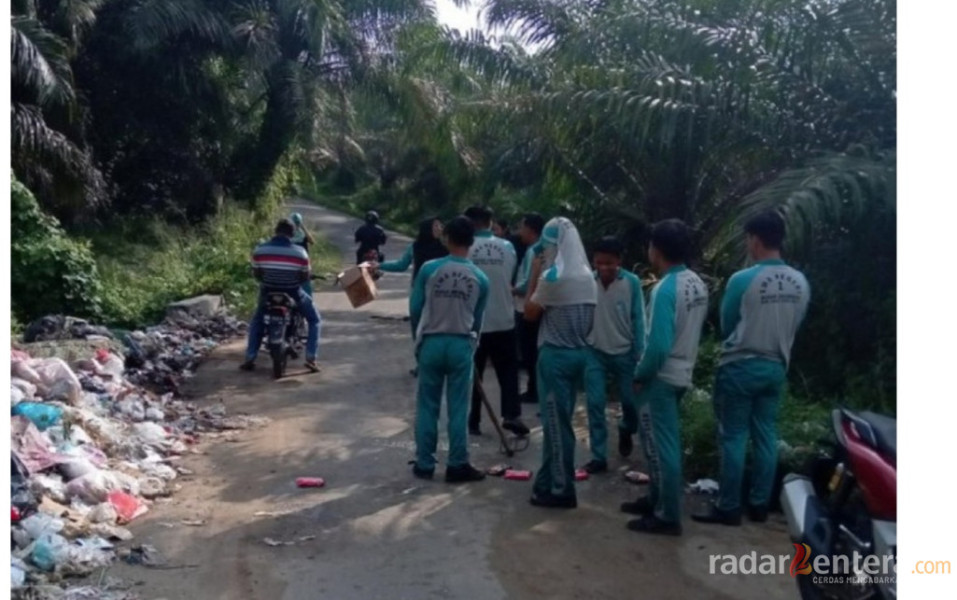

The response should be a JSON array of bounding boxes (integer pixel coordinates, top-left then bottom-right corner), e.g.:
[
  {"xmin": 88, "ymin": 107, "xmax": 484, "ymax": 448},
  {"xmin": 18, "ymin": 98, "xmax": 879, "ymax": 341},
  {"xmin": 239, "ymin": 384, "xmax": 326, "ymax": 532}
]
[{"xmin": 304, "ymin": 359, "xmax": 320, "ymax": 373}]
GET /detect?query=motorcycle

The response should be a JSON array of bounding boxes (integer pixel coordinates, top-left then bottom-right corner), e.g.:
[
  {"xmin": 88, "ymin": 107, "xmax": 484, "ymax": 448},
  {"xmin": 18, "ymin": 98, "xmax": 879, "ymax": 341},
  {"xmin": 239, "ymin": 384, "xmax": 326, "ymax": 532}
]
[
  {"xmin": 780, "ymin": 408, "xmax": 897, "ymax": 600},
  {"xmin": 261, "ymin": 275, "xmax": 325, "ymax": 379}
]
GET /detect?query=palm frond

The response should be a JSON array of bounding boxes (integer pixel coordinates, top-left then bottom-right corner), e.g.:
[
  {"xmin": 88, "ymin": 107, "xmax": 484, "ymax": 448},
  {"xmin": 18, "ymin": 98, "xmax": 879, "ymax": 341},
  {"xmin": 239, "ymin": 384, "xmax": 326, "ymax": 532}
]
[
  {"xmin": 707, "ymin": 151, "xmax": 896, "ymax": 267},
  {"xmin": 11, "ymin": 16, "xmax": 75, "ymax": 109},
  {"xmin": 126, "ymin": 0, "xmax": 232, "ymax": 52}
]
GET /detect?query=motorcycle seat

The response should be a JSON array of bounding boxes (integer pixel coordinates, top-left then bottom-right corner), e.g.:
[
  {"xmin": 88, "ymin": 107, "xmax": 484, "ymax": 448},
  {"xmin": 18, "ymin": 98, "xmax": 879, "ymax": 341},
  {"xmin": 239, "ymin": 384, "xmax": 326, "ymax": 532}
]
[{"xmin": 845, "ymin": 409, "xmax": 896, "ymax": 461}]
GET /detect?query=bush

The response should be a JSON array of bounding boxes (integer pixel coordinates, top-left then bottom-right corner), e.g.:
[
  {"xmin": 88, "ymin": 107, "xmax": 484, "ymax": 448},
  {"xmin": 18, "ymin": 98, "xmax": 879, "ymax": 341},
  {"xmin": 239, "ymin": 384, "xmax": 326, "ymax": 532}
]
[
  {"xmin": 11, "ymin": 176, "xmax": 104, "ymax": 322},
  {"xmin": 91, "ymin": 203, "xmax": 339, "ymax": 328}
]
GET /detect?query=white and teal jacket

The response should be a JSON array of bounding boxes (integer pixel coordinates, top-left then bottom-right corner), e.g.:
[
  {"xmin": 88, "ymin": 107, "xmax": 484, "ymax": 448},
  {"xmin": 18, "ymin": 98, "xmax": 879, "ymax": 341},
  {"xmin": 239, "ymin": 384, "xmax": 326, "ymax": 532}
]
[
  {"xmin": 588, "ymin": 268, "xmax": 646, "ymax": 358},
  {"xmin": 633, "ymin": 265, "xmax": 708, "ymax": 388},
  {"xmin": 411, "ymin": 256, "xmax": 490, "ymax": 348},
  {"xmin": 468, "ymin": 230, "xmax": 518, "ymax": 332},
  {"xmin": 719, "ymin": 259, "xmax": 810, "ymax": 369}
]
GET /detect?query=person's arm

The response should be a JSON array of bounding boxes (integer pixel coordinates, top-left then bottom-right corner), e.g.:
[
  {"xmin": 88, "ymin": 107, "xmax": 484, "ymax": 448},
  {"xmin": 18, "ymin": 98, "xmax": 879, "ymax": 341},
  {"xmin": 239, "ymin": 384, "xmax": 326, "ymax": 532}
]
[
  {"xmin": 410, "ymin": 264, "xmax": 431, "ymax": 338},
  {"xmin": 513, "ymin": 252, "xmax": 530, "ymax": 295},
  {"xmin": 720, "ymin": 270, "xmax": 750, "ymax": 340},
  {"xmin": 630, "ymin": 274, "xmax": 647, "ymax": 361},
  {"xmin": 354, "ymin": 227, "xmax": 362, "ymax": 244},
  {"xmin": 523, "ymin": 254, "xmax": 546, "ymax": 321},
  {"xmin": 473, "ymin": 271, "xmax": 490, "ymax": 336},
  {"xmin": 379, "ymin": 244, "xmax": 413, "ymax": 273},
  {"xmin": 633, "ymin": 280, "xmax": 676, "ymax": 383}
]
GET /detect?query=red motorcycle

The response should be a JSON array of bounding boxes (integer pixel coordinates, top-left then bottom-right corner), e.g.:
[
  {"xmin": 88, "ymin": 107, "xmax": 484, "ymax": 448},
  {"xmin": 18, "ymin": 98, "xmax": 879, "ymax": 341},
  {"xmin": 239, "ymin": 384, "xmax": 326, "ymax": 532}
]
[{"xmin": 781, "ymin": 409, "xmax": 896, "ymax": 600}]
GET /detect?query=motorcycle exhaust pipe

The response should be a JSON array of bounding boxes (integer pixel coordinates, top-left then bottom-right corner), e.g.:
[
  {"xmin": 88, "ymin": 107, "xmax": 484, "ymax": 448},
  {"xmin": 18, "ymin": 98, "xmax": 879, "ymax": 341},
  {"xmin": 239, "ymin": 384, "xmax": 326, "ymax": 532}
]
[{"xmin": 780, "ymin": 473, "xmax": 833, "ymax": 553}]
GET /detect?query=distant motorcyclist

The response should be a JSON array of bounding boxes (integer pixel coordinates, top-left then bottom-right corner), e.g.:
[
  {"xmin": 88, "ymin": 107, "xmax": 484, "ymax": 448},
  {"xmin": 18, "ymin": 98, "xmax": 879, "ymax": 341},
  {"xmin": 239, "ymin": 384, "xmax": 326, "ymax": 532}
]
[
  {"xmin": 354, "ymin": 210, "xmax": 387, "ymax": 264},
  {"xmin": 240, "ymin": 219, "xmax": 321, "ymax": 373}
]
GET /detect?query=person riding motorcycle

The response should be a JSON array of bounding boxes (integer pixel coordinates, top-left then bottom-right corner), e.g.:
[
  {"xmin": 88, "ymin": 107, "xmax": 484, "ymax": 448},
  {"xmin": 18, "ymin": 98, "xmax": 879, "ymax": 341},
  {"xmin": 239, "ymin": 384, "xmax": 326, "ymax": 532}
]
[
  {"xmin": 240, "ymin": 219, "xmax": 322, "ymax": 373},
  {"xmin": 354, "ymin": 210, "xmax": 387, "ymax": 264}
]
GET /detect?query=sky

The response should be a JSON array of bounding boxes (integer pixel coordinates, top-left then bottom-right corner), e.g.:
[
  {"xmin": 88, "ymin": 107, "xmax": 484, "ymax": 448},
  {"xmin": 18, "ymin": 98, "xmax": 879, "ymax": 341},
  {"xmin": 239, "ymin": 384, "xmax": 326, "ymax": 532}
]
[{"xmin": 435, "ymin": 0, "xmax": 487, "ymax": 34}]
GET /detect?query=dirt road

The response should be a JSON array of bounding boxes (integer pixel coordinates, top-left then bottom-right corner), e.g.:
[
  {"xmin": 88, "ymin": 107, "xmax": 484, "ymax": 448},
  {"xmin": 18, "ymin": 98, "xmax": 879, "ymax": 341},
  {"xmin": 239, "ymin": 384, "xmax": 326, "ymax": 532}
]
[{"xmin": 111, "ymin": 204, "xmax": 799, "ymax": 600}]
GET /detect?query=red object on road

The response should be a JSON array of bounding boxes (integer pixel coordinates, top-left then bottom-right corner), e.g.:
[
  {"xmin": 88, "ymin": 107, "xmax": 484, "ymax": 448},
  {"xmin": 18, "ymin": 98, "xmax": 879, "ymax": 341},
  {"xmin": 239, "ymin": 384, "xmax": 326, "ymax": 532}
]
[
  {"xmin": 503, "ymin": 470, "xmax": 532, "ymax": 481},
  {"xmin": 108, "ymin": 491, "xmax": 148, "ymax": 523},
  {"xmin": 296, "ymin": 477, "xmax": 325, "ymax": 488},
  {"xmin": 12, "ymin": 507, "xmax": 21, "ymax": 522},
  {"xmin": 575, "ymin": 469, "xmax": 589, "ymax": 481}
]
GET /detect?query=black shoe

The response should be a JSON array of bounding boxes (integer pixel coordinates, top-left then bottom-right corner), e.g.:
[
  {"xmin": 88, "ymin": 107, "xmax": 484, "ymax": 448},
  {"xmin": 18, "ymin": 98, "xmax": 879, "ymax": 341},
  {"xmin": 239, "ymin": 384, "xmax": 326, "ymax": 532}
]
[
  {"xmin": 529, "ymin": 493, "xmax": 577, "ymax": 509},
  {"xmin": 502, "ymin": 418, "xmax": 530, "ymax": 437},
  {"xmin": 520, "ymin": 392, "xmax": 537, "ymax": 404},
  {"xmin": 626, "ymin": 515, "xmax": 682, "ymax": 536},
  {"xmin": 618, "ymin": 431, "xmax": 634, "ymax": 458},
  {"xmin": 469, "ymin": 425, "xmax": 482, "ymax": 436},
  {"xmin": 583, "ymin": 460, "xmax": 608, "ymax": 474},
  {"xmin": 411, "ymin": 463, "xmax": 434, "ymax": 480},
  {"xmin": 747, "ymin": 504, "xmax": 769, "ymax": 523},
  {"xmin": 445, "ymin": 464, "xmax": 486, "ymax": 483},
  {"xmin": 692, "ymin": 503, "xmax": 742, "ymax": 526},
  {"xmin": 239, "ymin": 361, "xmax": 255, "ymax": 371},
  {"xmin": 620, "ymin": 496, "xmax": 655, "ymax": 516}
]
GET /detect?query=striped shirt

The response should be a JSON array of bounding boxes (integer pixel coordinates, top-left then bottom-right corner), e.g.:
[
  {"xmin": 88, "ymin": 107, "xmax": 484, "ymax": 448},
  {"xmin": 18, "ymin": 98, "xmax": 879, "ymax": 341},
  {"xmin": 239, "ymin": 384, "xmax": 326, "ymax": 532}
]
[
  {"xmin": 251, "ymin": 236, "xmax": 310, "ymax": 290},
  {"xmin": 540, "ymin": 304, "xmax": 595, "ymax": 349}
]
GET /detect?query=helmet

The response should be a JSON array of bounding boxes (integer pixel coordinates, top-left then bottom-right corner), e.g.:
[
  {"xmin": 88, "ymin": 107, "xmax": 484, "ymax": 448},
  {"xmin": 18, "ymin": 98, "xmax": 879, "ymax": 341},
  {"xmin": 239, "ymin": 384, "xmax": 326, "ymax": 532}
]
[
  {"xmin": 290, "ymin": 212, "xmax": 303, "ymax": 226},
  {"xmin": 365, "ymin": 210, "xmax": 380, "ymax": 224}
]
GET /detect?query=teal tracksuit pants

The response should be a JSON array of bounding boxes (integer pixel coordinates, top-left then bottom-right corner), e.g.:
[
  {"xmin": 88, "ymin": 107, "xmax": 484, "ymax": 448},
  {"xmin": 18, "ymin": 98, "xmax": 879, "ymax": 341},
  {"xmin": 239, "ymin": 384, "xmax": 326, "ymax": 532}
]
[
  {"xmin": 584, "ymin": 348, "xmax": 638, "ymax": 463},
  {"xmin": 714, "ymin": 358, "xmax": 786, "ymax": 512},
  {"xmin": 415, "ymin": 335, "xmax": 475, "ymax": 471},
  {"xmin": 533, "ymin": 344, "xmax": 589, "ymax": 501},
  {"xmin": 636, "ymin": 378, "xmax": 686, "ymax": 524}
]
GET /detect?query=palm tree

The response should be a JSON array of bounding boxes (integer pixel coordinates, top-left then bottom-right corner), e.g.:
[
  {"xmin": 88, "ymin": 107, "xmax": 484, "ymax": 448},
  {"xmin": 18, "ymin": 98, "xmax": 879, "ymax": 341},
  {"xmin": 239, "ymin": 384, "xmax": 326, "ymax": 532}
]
[{"xmin": 11, "ymin": 0, "xmax": 108, "ymax": 221}]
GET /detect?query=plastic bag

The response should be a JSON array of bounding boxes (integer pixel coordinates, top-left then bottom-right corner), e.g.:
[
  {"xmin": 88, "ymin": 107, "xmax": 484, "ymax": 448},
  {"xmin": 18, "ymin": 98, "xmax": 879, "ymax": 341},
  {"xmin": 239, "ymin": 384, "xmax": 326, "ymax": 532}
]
[
  {"xmin": 66, "ymin": 470, "xmax": 123, "ymax": 504},
  {"xmin": 88, "ymin": 502, "xmax": 118, "ymax": 524},
  {"xmin": 133, "ymin": 421, "xmax": 168, "ymax": 446},
  {"xmin": 60, "ymin": 456, "xmax": 99, "ymax": 481},
  {"xmin": 12, "ymin": 359, "xmax": 45, "ymax": 387},
  {"xmin": 20, "ymin": 513, "xmax": 65, "ymax": 541},
  {"xmin": 12, "ymin": 401, "xmax": 63, "ymax": 430},
  {"xmin": 108, "ymin": 491, "xmax": 148, "ymax": 523},
  {"xmin": 30, "ymin": 473, "xmax": 70, "ymax": 504},
  {"xmin": 11, "ymin": 377, "xmax": 38, "ymax": 399},
  {"xmin": 31, "ymin": 532, "xmax": 70, "ymax": 571},
  {"xmin": 11, "ymin": 384, "xmax": 25, "ymax": 406},
  {"xmin": 12, "ymin": 452, "xmax": 39, "ymax": 516}
]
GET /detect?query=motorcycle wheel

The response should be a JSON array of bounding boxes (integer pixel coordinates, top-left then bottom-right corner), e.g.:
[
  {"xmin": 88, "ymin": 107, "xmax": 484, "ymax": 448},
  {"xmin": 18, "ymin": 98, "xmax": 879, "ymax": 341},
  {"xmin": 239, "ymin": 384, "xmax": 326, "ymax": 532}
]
[{"xmin": 270, "ymin": 343, "xmax": 286, "ymax": 379}]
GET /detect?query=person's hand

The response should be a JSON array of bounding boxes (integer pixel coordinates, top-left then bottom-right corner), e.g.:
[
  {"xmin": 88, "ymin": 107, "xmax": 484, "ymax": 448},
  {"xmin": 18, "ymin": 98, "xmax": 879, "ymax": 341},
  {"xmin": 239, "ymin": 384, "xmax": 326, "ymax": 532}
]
[{"xmin": 367, "ymin": 261, "xmax": 380, "ymax": 270}]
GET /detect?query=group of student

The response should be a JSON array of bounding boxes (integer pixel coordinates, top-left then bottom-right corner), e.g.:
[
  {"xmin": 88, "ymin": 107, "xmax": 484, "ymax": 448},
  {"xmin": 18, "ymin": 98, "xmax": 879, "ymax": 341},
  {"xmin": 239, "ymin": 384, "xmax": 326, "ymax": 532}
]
[{"xmin": 386, "ymin": 206, "xmax": 810, "ymax": 538}]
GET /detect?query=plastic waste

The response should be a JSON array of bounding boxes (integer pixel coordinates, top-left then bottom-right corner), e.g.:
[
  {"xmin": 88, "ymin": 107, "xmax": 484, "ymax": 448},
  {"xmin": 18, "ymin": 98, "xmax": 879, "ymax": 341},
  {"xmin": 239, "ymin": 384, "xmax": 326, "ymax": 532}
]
[
  {"xmin": 12, "ymin": 376, "xmax": 38, "ymax": 398},
  {"xmin": 108, "ymin": 491, "xmax": 148, "ymax": 523},
  {"xmin": 20, "ymin": 513, "xmax": 66, "ymax": 541},
  {"xmin": 295, "ymin": 477, "xmax": 325, "ymax": 488},
  {"xmin": 486, "ymin": 464, "xmax": 511, "ymax": 476},
  {"xmin": 35, "ymin": 358, "xmax": 82, "ymax": 405},
  {"xmin": 31, "ymin": 532, "xmax": 70, "ymax": 571},
  {"xmin": 132, "ymin": 421, "xmax": 168, "ymax": 446},
  {"xmin": 574, "ymin": 469, "xmax": 589, "ymax": 481},
  {"xmin": 31, "ymin": 473, "xmax": 70, "ymax": 504},
  {"xmin": 688, "ymin": 478, "xmax": 720, "ymax": 494},
  {"xmin": 12, "ymin": 452, "xmax": 39, "ymax": 516},
  {"xmin": 11, "ymin": 558, "xmax": 27, "ymax": 588},
  {"xmin": 12, "ymin": 401, "xmax": 63, "ymax": 430},
  {"xmin": 66, "ymin": 470, "xmax": 123, "ymax": 504},
  {"xmin": 12, "ymin": 384, "xmax": 26, "ymax": 406},
  {"xmin": 503, "ymin": 469, "xmax": 532, "ymax": 481}
]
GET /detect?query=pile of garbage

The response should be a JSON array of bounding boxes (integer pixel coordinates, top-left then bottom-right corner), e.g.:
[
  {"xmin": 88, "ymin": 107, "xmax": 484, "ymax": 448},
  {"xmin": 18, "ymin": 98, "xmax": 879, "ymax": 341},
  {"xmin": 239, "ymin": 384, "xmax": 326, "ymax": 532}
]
[{"xmin": 10, "ymin": 304, "xmax": 262, "ymax": 596}]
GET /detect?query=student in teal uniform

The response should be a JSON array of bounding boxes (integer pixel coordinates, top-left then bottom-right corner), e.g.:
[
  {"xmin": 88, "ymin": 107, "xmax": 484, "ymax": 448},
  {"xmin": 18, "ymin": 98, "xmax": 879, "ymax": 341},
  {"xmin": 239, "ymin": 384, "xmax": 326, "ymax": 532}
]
[
  {"xmin": 693, "ymin": 210, "xmax": 810, "ymax": 526},
  {"xmin": 621, "ymin": 219, "xmax": 708, "ymax": 536},
  {"xmin": 524, "ymin": 217, "xmax": 597, "ymax": 509},
  {"xmin": 582, "ymin": 236, "xmax": 646, "ymax": 473},
  {"xmin": 410, "ymin": 216, "xmax": 489, "ymax": 484}
]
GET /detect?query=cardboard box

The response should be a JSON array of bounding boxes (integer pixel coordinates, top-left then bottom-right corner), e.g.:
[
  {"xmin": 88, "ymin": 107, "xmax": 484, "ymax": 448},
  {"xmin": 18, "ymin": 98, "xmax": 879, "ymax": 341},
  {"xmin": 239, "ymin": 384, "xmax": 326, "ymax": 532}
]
[{"xmin": 338, "ymin": 264, "xmax": 378, "ymax": 308}]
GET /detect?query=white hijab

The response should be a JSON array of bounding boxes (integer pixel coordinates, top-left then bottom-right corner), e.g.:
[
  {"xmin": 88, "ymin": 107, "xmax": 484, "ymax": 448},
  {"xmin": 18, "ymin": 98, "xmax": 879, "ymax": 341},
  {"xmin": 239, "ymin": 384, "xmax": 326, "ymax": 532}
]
[{"xmin": 533, "ymin": 217, "xmax": 597, "ymax": 307}]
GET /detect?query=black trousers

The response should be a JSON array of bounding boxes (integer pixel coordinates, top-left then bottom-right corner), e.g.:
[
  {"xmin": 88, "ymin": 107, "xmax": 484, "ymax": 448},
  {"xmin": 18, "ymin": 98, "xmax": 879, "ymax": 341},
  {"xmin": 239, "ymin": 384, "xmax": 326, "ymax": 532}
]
[
  {"xmin": 517, "ymin": 313, "xmax": 540, "ymax": 398},
  {"xmin": 470, "ymin": 329, "xmax": 521, "ymax": 426}
]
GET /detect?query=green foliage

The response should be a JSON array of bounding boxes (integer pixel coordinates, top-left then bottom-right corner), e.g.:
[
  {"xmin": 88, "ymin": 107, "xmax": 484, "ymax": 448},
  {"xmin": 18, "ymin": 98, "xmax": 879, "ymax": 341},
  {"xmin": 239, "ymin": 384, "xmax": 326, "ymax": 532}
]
[
  {"xmin": 10, "ymin": 175, "xmax": 104, "ymax": 322},
  {"xmin": 92, "ymin": 202, "xmax": 339, "ymax": 329}
]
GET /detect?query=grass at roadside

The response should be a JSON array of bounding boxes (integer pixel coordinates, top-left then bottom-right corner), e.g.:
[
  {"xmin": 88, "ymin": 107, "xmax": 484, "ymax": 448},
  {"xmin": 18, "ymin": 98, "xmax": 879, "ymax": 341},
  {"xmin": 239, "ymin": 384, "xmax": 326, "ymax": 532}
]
[{"xmin": 89, "ymin": 204, "xmax": 340, "ymax": 329}]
